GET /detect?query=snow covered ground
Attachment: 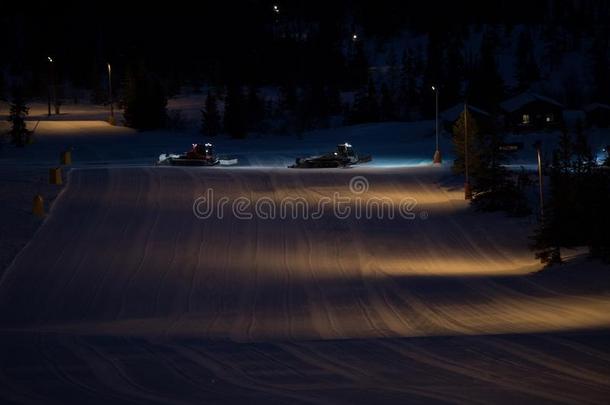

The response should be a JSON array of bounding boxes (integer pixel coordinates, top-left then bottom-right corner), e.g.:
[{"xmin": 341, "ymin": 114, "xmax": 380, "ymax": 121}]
[
  {"xmin": 1, "ymin": 165, "xmax": 609, "ymax": 337},
  {"xmin": 0, "ymin": 164, "xmax": 609, "ymax": 403},
  {"xmin": 1, "ymin": 102, "xmax": 609, "ymax": 403}
]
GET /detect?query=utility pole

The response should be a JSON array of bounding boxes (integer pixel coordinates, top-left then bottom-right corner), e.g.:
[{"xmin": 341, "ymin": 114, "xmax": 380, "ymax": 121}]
[
  {"xmin": 432, "ymin": 85, "xmax": 442, "ymax": 164},
  {"xmin": 107, "ymin": 63, "xmax": 115, "ymax": 125},
  {"xmin": 47, "ymin": 57, "xmax": 53, "ymax": 117},
  {"xmin": 464, "ymin": 102, "xmax": 472, "ymax": 200},
  {"xmin": 534, "ymin": 140, "xmax": 544, "ymax": 218},
  {"xmin": 49, "ymin": 57, "xmax": 59, "ymax": 115}
]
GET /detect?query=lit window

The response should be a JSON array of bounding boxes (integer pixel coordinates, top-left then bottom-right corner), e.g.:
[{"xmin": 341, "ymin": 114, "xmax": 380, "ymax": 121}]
[{"xmin": 522, "ymin": 114, "xmax": 530, "ymax": 124}]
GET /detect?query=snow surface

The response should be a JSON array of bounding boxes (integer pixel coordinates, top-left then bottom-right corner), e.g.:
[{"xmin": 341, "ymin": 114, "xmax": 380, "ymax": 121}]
[{"xmin": 1, "ymin": 102, "xmax": 610, "ymax": 404}]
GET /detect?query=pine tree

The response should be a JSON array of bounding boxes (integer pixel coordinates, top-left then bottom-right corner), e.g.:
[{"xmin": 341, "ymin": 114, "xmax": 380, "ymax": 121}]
[
  {"xmin": 380, "ymin": 83, "xmax": 397, "ymax": 121},
  {"xmin": 399, "ymin": 49, "xmax": 419, "ymax": 119},
  {"xmin": 278, "ymin": 81, "xmax": 298, "ymax": 113},
  {"xmin": 471, "ymin": 125, "xmax": 529, "ymax": 215},
  {"xmin": 326, "ymin": 83, "xmax": 342, "ymax": 115},
  {"xmin": 467, "ymin": 30, "xmax": 505, "ymax": 110},
  {"xmin": 350, "ymin": 76, "xmax": 379, "ymax": 124},
  {"xmin": 443, "ymin": 37, "xmax": 465, "ymax": 107},
  {"xmin": 386, "ymin": 48, "xmax": 400, "ymax": 95},
  {"xmin": 201, "ymin": 91, "xmax": 221, "ymax": 137},
  {"xmin": 366, "ymin": 78, "xmax": 380, "ymax": 121},
  {"xmin": 590, "ymin": 33, "xmax": 610, "ymax": 102},
  {"xmin": 223, "ymin": 84, "xmax": 247, "ymax": 138},
  {"xmin": 246, "ymin": 86, "xmax": 265, "ymax": 132},
  {"xmin": 515, "ymin": 29, "xmax": 540, "ymax": 91},
  {"xmin": 303, "ymin": 82, "xmax": 331, "ymax": 129},
  {"xmin": 422, "ymin": 30, "xmax": 445, "ymax": 117},
  {"xmin": 349, "ymin": 40, "xmax": 368, "ymax": 89},
  {"xmin": 572, "ymin": 120, "xmax": 594, "ymax": 175},
  {"xmin": 7, "ymin": 92, "xmax": 31, "ymax": 147},
  {"xmin": 531, "ymin": 128, "xmax": 576, "ymax": 265},
  {"xmin": 587, "ymin": 169, "xmax": 610, "ymax": 261},
  {"xmin": 123, "ymin": 64, "xmax": 167, "ymax": 130},
  {"xmin": 451, "ymin": 106, "xmax": 481, "ymax": 175}
]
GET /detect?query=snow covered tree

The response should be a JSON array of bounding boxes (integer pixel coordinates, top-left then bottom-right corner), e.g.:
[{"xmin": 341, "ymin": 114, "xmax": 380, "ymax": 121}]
[
  {"xmin": 223, "ymin": 84, "xmax": 247, "ymax": 138},
  {"xmin": 122, "ymin": 65, "xmax": 167, "ymax": 130},
  {"xmin": 515, "ymin": 30, "xmax": 540, "ymax": 91},
  {"xmin": 201, "ymin": 91, "xmax": 221, "ymax": 137},
  {"xmin": 7, "ymin": 92, "xmax": 31, "ymax": 147}
]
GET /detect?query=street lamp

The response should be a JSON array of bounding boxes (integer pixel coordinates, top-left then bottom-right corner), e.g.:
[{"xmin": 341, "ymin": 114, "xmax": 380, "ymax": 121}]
[
  {"xmin": 107, "ymin": 63, "xmax": 115, "ymax": 125},
  {"xmin": 47, "ymin": 57, "xmax": 54, "ymax": 117},
  {"xmin": 464, "ymin": 102, "xmax": 472, "ymax": 200},
  {"xmin": 432, "ymin": 85, "xmax": 442, "ymax": 164},
  {"xmin": 352, "ymin": 33, "xmax": 358, "ymax": 42}
]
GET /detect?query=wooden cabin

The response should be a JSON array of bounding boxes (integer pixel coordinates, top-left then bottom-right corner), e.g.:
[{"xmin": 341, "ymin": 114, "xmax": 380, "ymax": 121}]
[{"xmin": 500, "ymin": 92, "xmax": 564, "ymax": 131}]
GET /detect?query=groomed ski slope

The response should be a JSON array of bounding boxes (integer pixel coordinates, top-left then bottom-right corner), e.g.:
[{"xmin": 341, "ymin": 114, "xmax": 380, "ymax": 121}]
[
  {"xmin": 1, "ymin": 114, "xmax": 610, "ymax": 403},
  {"xmin": 1, "ymin": 166, "xmax": 610, "ymax": 403},
  {"xmin": 0, "ymin": 166, "xmax": 608, "ymax": 340}
]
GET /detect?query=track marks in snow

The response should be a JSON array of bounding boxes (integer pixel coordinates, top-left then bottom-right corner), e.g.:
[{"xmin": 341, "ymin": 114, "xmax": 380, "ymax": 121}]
[{"xmin": 1, "ymin": 167, "xmax": 609, "ymax": 341}]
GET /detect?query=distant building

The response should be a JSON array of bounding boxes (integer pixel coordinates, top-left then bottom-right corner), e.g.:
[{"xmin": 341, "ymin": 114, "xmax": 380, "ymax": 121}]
[
  {"xmin": 440, "ymin": 104, "xmax": 493, "ymax": 133},
  {"xmin": 500, "ymin": 92, "xmax": 564, "ymax": 131},
  {"xmin": 584, "ymin": 103, "xmax": 610, "ymax": 128}
]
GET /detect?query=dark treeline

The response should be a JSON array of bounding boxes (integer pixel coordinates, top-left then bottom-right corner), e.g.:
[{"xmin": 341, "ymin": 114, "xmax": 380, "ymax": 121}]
[
  {"xmin": 2, "ymin": 0, "xmax": 609, "ymax": 96},
  {"xmin": 2, "ymin": 0, "xmax": 609, "ymax": 133},
  {"xmin": 532, "ymin": 125, "xmax": 610, "ymax": 264}
]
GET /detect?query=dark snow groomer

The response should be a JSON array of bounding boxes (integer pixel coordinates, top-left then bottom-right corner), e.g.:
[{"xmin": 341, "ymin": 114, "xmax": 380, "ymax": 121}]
[
  {"xmin": 290, "ymin": 143, "xmax": 372, "ymax": 168},
  {"xmin": 158, "ymin": 143, "xmax": 220, "ymax": 166}
]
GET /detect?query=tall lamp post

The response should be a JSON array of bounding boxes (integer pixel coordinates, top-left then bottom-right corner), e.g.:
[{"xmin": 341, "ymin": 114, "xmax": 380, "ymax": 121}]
[
  {"xmin": 47, "ymin": 57, "xmax": 54, "ymax": 117},
  {"xmin": 107, "ymin": 63, "xmax": 115, "ymax": 125},
  {"xmin": 432, "ymin": 85, "xmax": 442, "ymax": 164},
  {"xmin": 464, "ymin": 102, "xmax": 472, "ymax": 200}
]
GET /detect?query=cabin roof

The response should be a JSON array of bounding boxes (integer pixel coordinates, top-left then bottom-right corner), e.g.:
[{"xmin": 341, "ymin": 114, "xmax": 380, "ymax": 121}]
[
  {"xmin": 583, "ymin": 102, "xmax": 610, "ymax": 112},
  {"xmin": 500, "ymin": 92, "xmax": 564, "ymax": 113},
  {"xmin": 440, "ymin": 103, "xmax": 490, "ymax": 122}
]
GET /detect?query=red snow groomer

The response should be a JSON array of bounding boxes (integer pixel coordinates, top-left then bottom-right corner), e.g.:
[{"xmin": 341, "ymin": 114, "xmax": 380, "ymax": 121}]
[{"xmin": 158, "ymin": 143, "xmax": 220, "ymax": 166}]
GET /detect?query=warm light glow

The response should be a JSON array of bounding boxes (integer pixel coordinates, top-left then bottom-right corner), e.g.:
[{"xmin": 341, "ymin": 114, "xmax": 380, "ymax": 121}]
[
  {"xmin": 47, "ymin": 56, "xmax": 53, "ymax": 63},
  {"xmin": 352, "ymin": 33, "xmax": 358, "ymax": 41},
  {"xmin": 431, "ymin": 85, "xmax": 436, "ymax": 91},
  {"xmin": 273, "ymin": 4, "xmax": 279, "ymax": 13}
]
